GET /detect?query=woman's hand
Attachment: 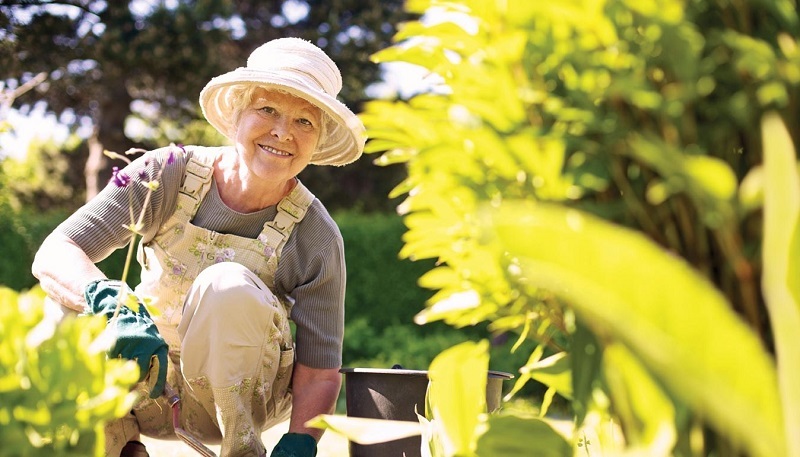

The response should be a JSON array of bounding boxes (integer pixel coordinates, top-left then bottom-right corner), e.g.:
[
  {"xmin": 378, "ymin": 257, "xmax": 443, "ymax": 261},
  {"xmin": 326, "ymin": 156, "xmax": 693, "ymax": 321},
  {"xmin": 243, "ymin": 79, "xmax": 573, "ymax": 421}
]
[
  {"xmin": 269, "ymin": 433, "xmax": 317, "ymax": 457},
  {"xmin": 84, "ymin": 279, "xmax": 169, "ymax": 398}
]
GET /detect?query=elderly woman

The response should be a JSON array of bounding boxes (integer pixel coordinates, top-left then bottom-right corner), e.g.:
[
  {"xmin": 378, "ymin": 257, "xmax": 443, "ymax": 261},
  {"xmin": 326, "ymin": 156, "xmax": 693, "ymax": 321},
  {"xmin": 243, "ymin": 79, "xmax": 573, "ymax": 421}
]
[{"xmin": 32, "ymin": 38, "xmax": 366, "ymax": 457}]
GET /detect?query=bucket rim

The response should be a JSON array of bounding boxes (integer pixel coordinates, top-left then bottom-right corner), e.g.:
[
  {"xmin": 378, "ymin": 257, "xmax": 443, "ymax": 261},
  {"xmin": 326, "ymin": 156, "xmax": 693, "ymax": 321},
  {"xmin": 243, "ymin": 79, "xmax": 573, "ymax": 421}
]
[{"xmin": 339, "ymin": 367, "xmax": 514, "ymax": 379}]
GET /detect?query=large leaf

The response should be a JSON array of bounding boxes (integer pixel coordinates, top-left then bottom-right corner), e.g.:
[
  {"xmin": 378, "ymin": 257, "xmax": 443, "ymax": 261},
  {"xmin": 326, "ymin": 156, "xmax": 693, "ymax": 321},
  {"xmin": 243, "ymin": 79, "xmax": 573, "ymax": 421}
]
[
  {"xmin": 485, "ymin": 202, "xmax": 784, "ymax": 457},
  {"xmin": 760, "ymin": 112, "xmax": 800, "ymax": 457},
  {"xmin": 570, "ymin": 320, "xmax": 602, "ymax": 427},
  {"xmin": 603, "ymin": 343, "xmax": 676, "ymax": 455},
  {"xmin": 475, "ymin": 414, "xmax": 571, "ymax": 456},
  {"xmin": 304, "ymin": 415, "xmax": 422, "ymax": 445},
  {"xmin": 427, "ymin": 340, "xmax": 489, "ymax": 456}
]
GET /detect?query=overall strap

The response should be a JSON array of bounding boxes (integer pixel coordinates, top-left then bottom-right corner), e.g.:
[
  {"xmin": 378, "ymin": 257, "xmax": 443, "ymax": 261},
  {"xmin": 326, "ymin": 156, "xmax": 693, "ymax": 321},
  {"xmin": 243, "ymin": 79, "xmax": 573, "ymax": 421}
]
[
  {"xmin": 260, "ymin": 181, "xmax": 315, "ymax": 257},
  {"xmin": 176, "ymin": 152, "xmax": 215, "ymax": 219}
]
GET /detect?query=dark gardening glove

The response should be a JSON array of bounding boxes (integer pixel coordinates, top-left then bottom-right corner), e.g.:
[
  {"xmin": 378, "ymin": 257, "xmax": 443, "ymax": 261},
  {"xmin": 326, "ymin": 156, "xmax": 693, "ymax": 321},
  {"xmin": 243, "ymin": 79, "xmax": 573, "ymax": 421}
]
[
  {"xmin": 270, "ymin": 433, "xmax": 317, "ymax": 457},
  {"xmin": 84, "ymin": 279, "xmax": 168, "ymax": 398}
]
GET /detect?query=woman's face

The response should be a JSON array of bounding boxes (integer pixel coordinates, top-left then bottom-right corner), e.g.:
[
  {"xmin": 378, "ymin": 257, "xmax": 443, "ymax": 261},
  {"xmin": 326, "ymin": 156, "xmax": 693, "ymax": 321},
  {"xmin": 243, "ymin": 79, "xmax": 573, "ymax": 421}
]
[{"xmin": 234, "ymin": 87, "xmax": 323, "ymax": 183}]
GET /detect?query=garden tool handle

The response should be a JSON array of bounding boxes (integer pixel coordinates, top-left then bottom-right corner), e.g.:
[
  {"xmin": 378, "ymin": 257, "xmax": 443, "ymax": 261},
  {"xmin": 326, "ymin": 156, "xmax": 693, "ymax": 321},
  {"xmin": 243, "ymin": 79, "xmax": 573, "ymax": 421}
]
[
  {"xmin": 163, "ymin": 382, "xmax": 218, "ymax": 457},
  {"xmin": 164, "ymin": 382, "xmax": 181, "ymax": 430}
]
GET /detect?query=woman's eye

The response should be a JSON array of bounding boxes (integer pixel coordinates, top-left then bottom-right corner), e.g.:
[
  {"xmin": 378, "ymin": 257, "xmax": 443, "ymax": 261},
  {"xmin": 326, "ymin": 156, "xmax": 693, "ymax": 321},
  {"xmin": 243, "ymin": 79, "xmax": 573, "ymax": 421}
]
[
  {"xmin": 298, "ymin": 118, "xmax": 313, "ymax": 127},
  {"xmin": 259, "ymin": 106, "xmax": 276, "ymax": 114}
]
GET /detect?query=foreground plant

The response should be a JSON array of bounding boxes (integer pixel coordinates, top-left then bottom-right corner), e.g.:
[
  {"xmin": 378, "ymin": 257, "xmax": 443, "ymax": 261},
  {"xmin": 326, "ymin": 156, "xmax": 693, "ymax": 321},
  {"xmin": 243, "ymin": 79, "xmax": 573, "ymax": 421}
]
[
  {"xmin": 0, "ymin": 286, "xmax": 138, "ymax": 456},
  {"xmin": 321, "ymin": 0, "xmax": 800, "ymax": 455},
  {"xmin": 0, "ymin": 144, "xmax": 177, "ymax": 455}
]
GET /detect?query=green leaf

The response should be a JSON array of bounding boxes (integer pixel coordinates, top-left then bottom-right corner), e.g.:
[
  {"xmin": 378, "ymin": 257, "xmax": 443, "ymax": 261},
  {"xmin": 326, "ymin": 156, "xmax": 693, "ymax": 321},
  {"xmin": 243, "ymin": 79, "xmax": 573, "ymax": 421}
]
[
  {"xmin": 603, "ymin": 343, "xmax": 676, "ymax": 453},
  {"xmin": 475, "ymin": 414, "xmax": 571, "ymax": 457},
  {"xmin": 738, "ymin": 164, "xmax": 764, "ymax": 213},
  {"xmin": 683, "ymin": 155, "xmax": 738, "ymax": 201},
  {"xmin": 304, "ymin": 415, "xmax": 422, "ymax": 445},
  {"xmin": 485, "ymin": 201, "xmax": 784, "ymax": 457},
  {"xmin": 570, "ymin": 321, "xmax": 602, "ymax": 427},
  {"xmin": 760, "ymin": 112, "xmax": 800, "ymax": 457},
  {"xmin": 428, "ymin": 340, "xmax": 490, "ymax": 456},
  {"xmin": 524, "ymin": 352, "xmax": 572, "ymax": 400}
]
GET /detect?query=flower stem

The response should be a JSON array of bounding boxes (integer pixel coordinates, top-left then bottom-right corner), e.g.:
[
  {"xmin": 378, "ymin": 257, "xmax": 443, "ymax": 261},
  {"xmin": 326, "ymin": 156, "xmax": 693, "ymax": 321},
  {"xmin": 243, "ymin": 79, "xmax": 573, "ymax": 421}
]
[
  {"xmin": 121, "ymin": 234, "xmax": 138, "ymax": 286},
  {"xmin": 111, "ymin": 235, "xmax": 138, "ymax": 321}
]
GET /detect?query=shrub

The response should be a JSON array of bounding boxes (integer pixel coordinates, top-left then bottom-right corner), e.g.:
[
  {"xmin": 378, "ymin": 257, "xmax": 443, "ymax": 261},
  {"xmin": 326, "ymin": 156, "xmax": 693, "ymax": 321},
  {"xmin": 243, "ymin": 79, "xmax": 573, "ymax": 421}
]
[
  {"xmin": 358, "ymin": 0, "xmax": 800, "ymax": 455},
  {"xmin": 336, "ymin": 210, "xmax": 435, "ymax": 329},
  {"xmin": 0, "ymin": 286, "xmax": 138, "ymax": 456},
  {"xmin": 0, "ymin": 203, "xmax": 69, "ymax": 290}
]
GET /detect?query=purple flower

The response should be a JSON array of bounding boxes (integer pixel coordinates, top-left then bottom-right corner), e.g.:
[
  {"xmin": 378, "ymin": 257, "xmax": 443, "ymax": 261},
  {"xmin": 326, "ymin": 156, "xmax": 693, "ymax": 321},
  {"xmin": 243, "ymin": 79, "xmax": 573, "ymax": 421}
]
[
  {"xmin": 166, "ymin": 151, "xmax": 175, "ymax": 165},
  {"xmin": 111, "ymin": 166, "xmax": 131, "ymax": 188}
]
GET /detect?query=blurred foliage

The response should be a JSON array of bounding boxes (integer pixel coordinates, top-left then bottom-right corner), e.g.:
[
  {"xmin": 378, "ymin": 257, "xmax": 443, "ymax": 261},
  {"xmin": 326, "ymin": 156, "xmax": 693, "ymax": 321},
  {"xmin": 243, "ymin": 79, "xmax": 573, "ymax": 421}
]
[
  {"xmin": 360, "ymin": 0, "xmax": 800, "ymax": 455},
  {"xmin": 1, "ymin": 135, "xmax": 86, "ymax": 211},
  {"xmin": 0, "ymin": 203, "xmax": 69, "ymax": 291},
  {"xmin": 336, "ymin": 210, "xmax": 435, "ymax": 329},
  {"xmin": 0, "ymin": 0, "xmax": 415, "ymax": 210},
  {"xmin": 0, "ymin": 286, "xmax": 139, "ymax": 456}
]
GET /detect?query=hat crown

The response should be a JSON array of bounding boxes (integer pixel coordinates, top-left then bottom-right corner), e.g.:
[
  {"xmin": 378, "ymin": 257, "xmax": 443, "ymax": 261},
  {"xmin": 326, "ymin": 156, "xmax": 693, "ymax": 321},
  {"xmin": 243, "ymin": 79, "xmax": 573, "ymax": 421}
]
[{"xmin": 246, "ymin": 38, "xmax": 342, "ymax": 97}]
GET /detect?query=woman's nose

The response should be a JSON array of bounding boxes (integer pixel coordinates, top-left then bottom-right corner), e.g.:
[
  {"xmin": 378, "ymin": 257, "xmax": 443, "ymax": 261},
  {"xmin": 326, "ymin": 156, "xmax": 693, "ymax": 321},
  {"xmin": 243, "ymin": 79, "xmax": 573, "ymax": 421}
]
[{"xmin": 270, "ymin": 119, "xmax": 293, "ymax": 141}]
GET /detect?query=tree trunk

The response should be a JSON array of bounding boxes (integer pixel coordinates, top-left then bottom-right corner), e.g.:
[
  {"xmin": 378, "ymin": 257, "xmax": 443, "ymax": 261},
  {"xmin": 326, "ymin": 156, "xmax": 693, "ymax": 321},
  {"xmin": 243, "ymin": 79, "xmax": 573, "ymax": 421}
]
[
  {"xmin": 85, "ymin": 127, "xmax": 104, "ymax": 201},
  {"xmin": 83, "ymin": 80, "xmax": 133, "ymax": 201}
]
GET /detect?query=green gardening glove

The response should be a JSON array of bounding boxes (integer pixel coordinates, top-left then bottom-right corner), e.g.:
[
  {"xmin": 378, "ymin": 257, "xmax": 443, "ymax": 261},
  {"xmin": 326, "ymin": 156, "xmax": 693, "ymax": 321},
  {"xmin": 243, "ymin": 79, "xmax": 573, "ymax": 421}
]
[
  {"xmin": 270, "ymin": 433, "xmax": 317, "ymax": 457},
  {"xmin": 84, "ymin": 279, "xmax": 168, "ymax": 398}
]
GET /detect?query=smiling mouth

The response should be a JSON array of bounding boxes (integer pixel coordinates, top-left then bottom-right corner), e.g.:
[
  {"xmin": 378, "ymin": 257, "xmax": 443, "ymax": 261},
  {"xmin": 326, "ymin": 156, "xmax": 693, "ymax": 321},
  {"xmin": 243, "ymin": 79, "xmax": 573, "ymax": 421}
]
[{"xmin": 259, "ymin": 144, "xmax": 292, "ymax": 157}]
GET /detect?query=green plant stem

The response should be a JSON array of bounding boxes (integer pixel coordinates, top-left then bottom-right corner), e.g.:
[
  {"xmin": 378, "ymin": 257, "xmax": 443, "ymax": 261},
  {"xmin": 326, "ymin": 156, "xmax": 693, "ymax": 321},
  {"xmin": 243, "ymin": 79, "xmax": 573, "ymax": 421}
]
[
  {"xmin": 582, "ymin": 432, "xmax": 591, "ymax": 457},
  {"xmin": 714, "ymin": 228, "xmax": 762, "ymax": 336},
  {"xmin": 609, "ymin": 157, "xmax": 662, "ymax": 240},
  {"xmin": 120, "ymin": 235, "xmax": 138, "ymax": 286},
  {"xmin": 111, "ymin": 236, "xmax": 138, "ymax": 321}
]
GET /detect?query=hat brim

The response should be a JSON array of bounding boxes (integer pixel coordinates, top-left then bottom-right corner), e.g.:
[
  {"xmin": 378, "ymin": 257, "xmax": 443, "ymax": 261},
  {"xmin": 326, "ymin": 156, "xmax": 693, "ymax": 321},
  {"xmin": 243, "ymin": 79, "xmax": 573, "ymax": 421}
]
[{"xmin": 200, "ymin": 68, "xmax": 366, "ymax": 166}]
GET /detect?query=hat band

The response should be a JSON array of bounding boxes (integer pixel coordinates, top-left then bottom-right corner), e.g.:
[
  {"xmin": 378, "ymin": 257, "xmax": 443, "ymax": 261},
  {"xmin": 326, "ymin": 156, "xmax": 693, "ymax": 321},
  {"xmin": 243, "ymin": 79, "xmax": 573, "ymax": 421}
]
[{"xmin": 252, "ymin": 66, "xmax": 333, "ymax": 96}]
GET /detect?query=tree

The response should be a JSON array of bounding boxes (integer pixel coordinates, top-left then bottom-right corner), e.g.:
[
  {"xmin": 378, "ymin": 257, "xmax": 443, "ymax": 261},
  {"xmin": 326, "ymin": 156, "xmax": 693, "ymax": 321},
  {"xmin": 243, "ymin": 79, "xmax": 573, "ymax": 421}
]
[
  {"xmin": 0, "ymin": 0, "xmax": 415, "ymax": 210},
  {"xmin": 1, "ymin": 0, "xmax": 237, "ymax": 199}
]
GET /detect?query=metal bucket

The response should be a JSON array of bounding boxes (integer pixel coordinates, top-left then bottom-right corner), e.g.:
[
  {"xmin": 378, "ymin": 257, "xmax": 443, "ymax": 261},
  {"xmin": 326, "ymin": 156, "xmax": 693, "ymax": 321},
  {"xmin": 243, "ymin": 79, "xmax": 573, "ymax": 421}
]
[{"xmin": 339, "ymin": 367, "xmax": 514, "ymax": 457}]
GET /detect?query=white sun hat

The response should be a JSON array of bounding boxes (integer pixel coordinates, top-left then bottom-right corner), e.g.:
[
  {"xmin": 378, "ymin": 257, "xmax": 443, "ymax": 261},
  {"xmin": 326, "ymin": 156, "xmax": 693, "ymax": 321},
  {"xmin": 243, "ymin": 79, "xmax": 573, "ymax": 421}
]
[{"xmin": 200, "ymin": 37, "xmax": 366, "ymax": 166}]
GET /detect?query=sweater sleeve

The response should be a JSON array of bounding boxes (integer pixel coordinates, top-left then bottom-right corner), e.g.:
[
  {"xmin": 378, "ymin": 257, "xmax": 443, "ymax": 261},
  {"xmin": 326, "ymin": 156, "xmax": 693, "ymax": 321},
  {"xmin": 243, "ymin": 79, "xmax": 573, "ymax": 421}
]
[
  {"xmin": 277, "ymin": 202, "xmax": 346, "ymax": 369},
  {"xmin": 56, "ymin": 146, "xmax": 186, "ymax": 262}
]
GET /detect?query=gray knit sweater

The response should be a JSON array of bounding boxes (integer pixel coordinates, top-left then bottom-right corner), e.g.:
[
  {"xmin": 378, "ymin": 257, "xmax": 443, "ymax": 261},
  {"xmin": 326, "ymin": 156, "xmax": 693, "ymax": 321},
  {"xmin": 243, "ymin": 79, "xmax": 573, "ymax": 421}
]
[{"xmin": 56, "ymin": 146, "xmax": 345, "ymax": 368}]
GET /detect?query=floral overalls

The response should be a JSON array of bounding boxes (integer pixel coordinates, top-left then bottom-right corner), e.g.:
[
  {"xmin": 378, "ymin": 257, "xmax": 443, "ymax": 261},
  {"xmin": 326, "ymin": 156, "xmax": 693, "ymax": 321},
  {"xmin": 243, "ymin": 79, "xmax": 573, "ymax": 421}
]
[
  {"xmin": 105, "ymin": 151, "xmax": 315, "ymax": 457},
  {"xmin": 136, "ymin": 151, "xmax": 313, "ymax": 347}
]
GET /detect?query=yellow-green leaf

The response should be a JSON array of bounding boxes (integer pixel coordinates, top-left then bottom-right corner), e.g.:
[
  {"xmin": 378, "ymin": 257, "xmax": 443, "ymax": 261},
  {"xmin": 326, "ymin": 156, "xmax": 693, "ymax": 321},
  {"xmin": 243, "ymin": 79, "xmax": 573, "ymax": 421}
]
[
  {"xmin": 486, "ymin": 201, "xmax": 784, "ymax": 457},
  {"xmin": 524, "ymin": 352, "xmax": 572, "ymax": 399},
  {"xmin": 476, "ymin": 414, "xmax": 571, "ymax": 457},
  {"xmin": 428, "ymin": 340, "xmax": 489, "ymax": 455},
  {"xmin": 603, "ymin": 343, "xmax": 676, "ymax": 453},
  {"xmin": 305, "ymin": 415, "xmax": 422, "ymax": 445},
  {"xmin": 760, "ymin": 112, "xmax": 800, "ymax": 457}
]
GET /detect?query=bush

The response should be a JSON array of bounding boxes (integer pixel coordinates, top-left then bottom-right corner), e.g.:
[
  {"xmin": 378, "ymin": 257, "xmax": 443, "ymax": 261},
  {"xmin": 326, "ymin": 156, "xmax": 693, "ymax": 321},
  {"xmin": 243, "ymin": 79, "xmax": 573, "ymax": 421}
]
[
  {"xmin": 359, "ymin": 0, "xmax": 800, "ymax": 455},
  {"xmin": 0, "ymin": 203, "xmax": 69, "ymax": 290},
  {"xmin": 0, "ymin": 286, "xmax": 138, "ymax": 456},
  {"xmin": 336, "ymin": 210, "xmax": 436, "ymax": 329}
]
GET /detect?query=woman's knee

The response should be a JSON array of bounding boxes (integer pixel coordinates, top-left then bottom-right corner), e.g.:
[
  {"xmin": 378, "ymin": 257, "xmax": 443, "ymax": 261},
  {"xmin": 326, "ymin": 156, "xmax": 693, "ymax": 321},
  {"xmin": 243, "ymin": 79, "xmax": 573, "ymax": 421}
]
[
  {"xmin": 188, "ymin": 263, "xmax": 280, "ymax": 317},
  {"xmin": 179, "ymin": 262, "xmax": 288, "ymax": 352}
]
